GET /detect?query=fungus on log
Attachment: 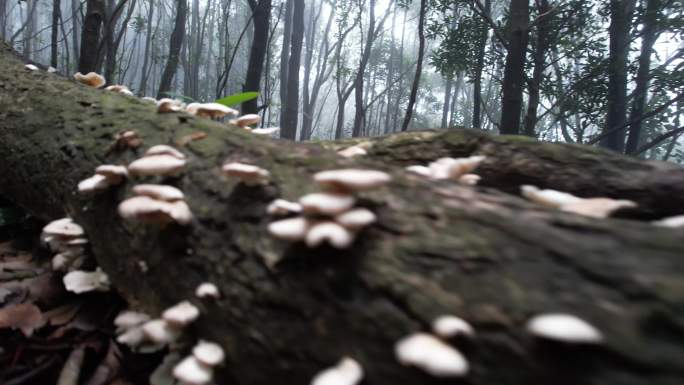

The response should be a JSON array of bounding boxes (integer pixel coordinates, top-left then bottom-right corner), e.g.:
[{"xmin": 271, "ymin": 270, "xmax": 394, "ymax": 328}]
[{"xmin": 1, "ymin": 43, "xmax": 684, "ymax": 385}]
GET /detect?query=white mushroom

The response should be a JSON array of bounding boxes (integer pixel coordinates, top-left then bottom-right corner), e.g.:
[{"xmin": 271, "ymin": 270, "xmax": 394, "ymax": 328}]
[
  {"xmin": 25, "ymin": 64, "xmax": 39, "ymax": 71},
  {"xmin": 267, "ymin": 199, "xmax": 303, "ymax": 216},
  {"xmin": 405, "ymin": 165, "xmax": 432, "ymax": 177},
  {"xmin": 142, "ymin": 319, "xmax": 182, "ymax": 344},
  {"xmin": 195, "ymin": 282, "xmax": 220, "ymax": 299},
  {"xmin": 47, "ymin": 66, "xmax": 57, "ymax": 73},
  {"xmin": 314, "ymin": 169, "xmax": 391, "ymax": 192},
  {"xmin": 156, "ymin": 98, "xmax": 184, "ymax": 113},
  {"xmin": 73, "ymin": 72, "xmax": 106, "ymax": 88},
  {"xmin": 337, "ymin": 145, "xmax": 368, "ymax": 158},
  {"xmin": 526, "ymin": 313, "xmax": 603, "ymax": 344},
  {"xmin": 63, "ymin": 267, "xmax": 110, "ymax": 293},
  {"xmin": 78, "ymin": 164, "xmax": 129, "ymax": 194},
  {"xmin": 192, "ymin": 340, "xmax": 225, "ymax": 366},
  {"xmin": 300, "ymin": 193, "xmax": 356, "ymax": 216},
  {"xmin": 118, "ymin": 196, "xmax": 193, "ymax": 225},
  {"xmin": 222, "ymin": 162, "xmax": 270, "ymax": 186},
  {"xmin": 305, "ymin": 221, "xmax": 354, "ymax": 249},
  {"xmin": 428, "ymin": 156, "xmax": 486, "ymax": 180},
  {"xmin": 394, "ymin": 333, "xmax": 469, "ymax": 377},
  {"xmin": 560, "ymin": 197, "xmax": 637, "ymax": 218},
  {"xmin": 78, "ymin": 174, "xmax": 110, "ymax": 194},
  {"xmin": 458, "ymin": 174, "xmax": 481, "ymax": 185},
  {"xmin": 105, "ymin": 85, "xmax": 134, "ymax": 96},
  {"xmin": 311, "ymin": 357, "xmax": 363, "ymax": 385},
  {"xmin": 173, "ymin": 356, "xmax": 213, "ymax": 385},
  {"xmin": 520, "ymin": 185, "xmax": 583, "ymax": 209},
  {"xmin": 186, "ymin": 103, "xmax": 238, "ymax": 119},
  {"xmin": 268, "ymin": 217, "xmax": 311, "ymax": 241},
  {"xmin": 653, "ymin": 215, "xmax": 684, "ymax": 228},
  {"xmin": 231, "ymin": 113, "xmax": 261, "ymax": 127},
  {"xmin": 128, "ymin": 154, "xmax": 187, "ymax": 176},
  {"xmin": 132, "ymin": 184, "xmax": 185, "ymax": 201},
  {"xmin": 251, "ymin": 127, "xmax": 280, "ymax": 135},
  {"xmin": 115, "ymin": 311, "xmax": 151, "ymax": 330},
  {"xmin": 334, "ymin": 208, "xmax": 376, "ymax": 230},
  {"xmin": 432, "ymin": 315, "xmax": 475, "ymax": 338},
  {"xmin": 162, "ymin": 301, "xmax": 200, "ymax": 327},
  {"xmin": 145, "ymin": 144, "xmax": 187, "ymax": 159}
]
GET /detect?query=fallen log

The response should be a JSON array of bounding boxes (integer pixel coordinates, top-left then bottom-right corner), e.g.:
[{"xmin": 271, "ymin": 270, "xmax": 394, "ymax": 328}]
[{"xmin": 1, "ymin": 43, "xmax": 683, "ymax": 385}]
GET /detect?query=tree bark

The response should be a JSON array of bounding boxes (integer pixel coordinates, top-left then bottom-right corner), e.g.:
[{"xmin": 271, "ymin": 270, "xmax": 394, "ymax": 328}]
[
  {"xmin": 522, "ymin": 0, "xmax": 550, "ymax": 137},
  {"xmin": 472, "ymin": 0, "xmax": 490, "ymax": 130},
  {"xmin": 499, "ymin": 0, "xmax": 530, "ymax": 135},
  {"xmin": 599, "ymin": 0, "xmax": 636, "ymax": 152},
  {"xmin": 280, "ymin": 0, "xmax": 304, "ymax": 139},
  {"xmin": 352, "ymin": 0, "xmax": 376, "ymax": 137},
  {"xmin": 625, "ymin": 0, "xmax": 660, "ymax": 154},
  {"xmin": 2, "ymin": 44, "xmax": 684, "ymax": 385},
  {"xmin": 157, "ymin": 0, "xmax": 188, "ymax": 98},
  {"xmin": 400, "ymin": 0, "xmax": 426, "ymax": 132},
  {"xmin": 441, "ymin": 76, "xmax": 453, "ymax": 129},
  {"xmin": 78, "ymin": 0, "xmax": 105, "ymax": 73},
  {"xmin": 51, "ymin": 0, "xmax": 62, "ymax": 68},
  {"xmin": 242, "ymin": 0, "xmax": 272, "ymax": 114},
  {"xmin": 138, "ymin": 0, "xmax": 154, "ymax": 96},
  {"xmin": 278, "ymin": 0, "xmax": 293, "ymax": 125}
]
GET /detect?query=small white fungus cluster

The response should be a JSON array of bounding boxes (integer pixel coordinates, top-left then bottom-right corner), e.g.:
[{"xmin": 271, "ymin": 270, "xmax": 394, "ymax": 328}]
[
  {"xmin": 521, "ymin": 185, "xmax": 637, "ymax": 218},
  {"xmin": 118, "ymin": 184, "xmax": 193, "ymax": 225},
  {"xmin": 222, "ymin": 162, "xmax": 271, "ymax": 186},
  {"xmin": 128, "ymin": 144, "xmax": 187, "ymax": 176},
  {"xmin": 41, "ymin": 217, "xmax": 89, "ymax": 272},
  {"xmin": 105, "ymin": 84, "xmax": 134, "ymax": 96},
  {"xmin": 78, "ymin": 164, "xmax": 128, "ymax": 194},
  {"xmin": 405, "ymin": 155, "xmax": 486, "ymax": 185},
  {"xmin": 73, "ymin": 72, "xmax": 106, "ymax": 88},
  {"xmin": 310, "ymin": 357, "xmax": 363, "ymax": 385},
  {"xmin": 267, "ymin": 169, "xmax": 391, "ymax": 249}
]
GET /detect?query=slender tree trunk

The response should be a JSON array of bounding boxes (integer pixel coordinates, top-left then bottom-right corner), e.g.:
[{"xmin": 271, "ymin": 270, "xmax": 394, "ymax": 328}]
[
  {"xmin": 625, "ymin": 0, "xmax": 660, "ymax": 154},
  {"xmin": 472, "ymin": 0, "xmax": 490, "ymax": 129},
  {"xmin": 299, "ymin": 0, "xmax": 320, "ymax": 140},
  {"xmin": 449, "ymin": 72, "xmax": 463, "ymax": 128},
  {"xmin": 0, "ymin": 0, "xmax": 6, "ymax": 40},
  {"xmin": 499, "ymin": 0, "xmax": 530, "ymax": 135},
  {"xmin": 78, "ymin": 0, "xmax": 105, "ymax": 73},
  {"xmin": 441, "ymin": 76, "xmax": 453, "ymax": 129},
  {"xmin": 50, "ymin": 0, "xmax": 62, "ymax": 68},
  {"xmin": 280, "ymin": 0, "xmax": 304, "ymax": 139},
  {"xmin": 599, "ymin": 0, "xmax": 636, "ymax": 152},
  {"xmin": 391, "ymin": 9, "xmax": 407, "ymax": 132},
  {"xmin": 401, "ymin": 0, "xmax": 426, "ymax": 132},
  {"xmin": 279, "ymin": 0, "xmax": 294, "ymax": 126},
  {"xmin": 138, "ymin": 0, "xmax": 154, "ymax": 95},
  {"xmin": 243, "ymin": 0, "xmax": 272, "ymax": 114},
  {"xmin": 352, "ymin": 0, "xmax": 376, "ymax": 137},
  {"xmin": 71, "ymin": 0, "xmax": 81, "ymax": 67},
  {"xmin": 157, "ymin": 0, "xmax": 188, "ymax": 98},
  {"xmin": 522, "ymin": 0, "xmax": 551, "ymax": 137},
  {"xmin": 383, "ymin": 8, "xmax": 397, "ymax": 134}
]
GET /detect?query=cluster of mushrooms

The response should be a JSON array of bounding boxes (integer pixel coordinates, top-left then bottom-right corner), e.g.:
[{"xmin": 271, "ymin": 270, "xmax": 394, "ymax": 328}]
[
  {"xmin": 405, "ymin": 155, "xmax": 486, "ymax": 185},
  {"xmin": 266, "ymin": 169, "xmax": 391, "ymax": 249}
]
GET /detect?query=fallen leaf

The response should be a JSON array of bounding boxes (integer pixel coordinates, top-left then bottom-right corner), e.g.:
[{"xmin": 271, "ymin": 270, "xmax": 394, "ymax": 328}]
[{"xmin": 0, "ymin": 303, "xmax": 46, "ymax": 336}]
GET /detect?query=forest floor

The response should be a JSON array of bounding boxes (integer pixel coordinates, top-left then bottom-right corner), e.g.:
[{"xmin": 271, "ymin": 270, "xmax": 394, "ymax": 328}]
[{"xmin": 0, "ymin": 202, "xmax": 161, "ymax": 385}]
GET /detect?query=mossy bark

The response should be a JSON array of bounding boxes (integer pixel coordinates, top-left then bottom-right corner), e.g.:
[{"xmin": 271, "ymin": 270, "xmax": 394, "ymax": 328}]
[{"xmin": 1, "ymin": 44, "xmax": 684, "ymax": 385}]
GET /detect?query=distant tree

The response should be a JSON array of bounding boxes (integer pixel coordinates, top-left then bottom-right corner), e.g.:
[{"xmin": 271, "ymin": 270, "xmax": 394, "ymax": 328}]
[
  {"xmin": 78, "ymin": 0, "xmax": 105, "ymax": 73},
  {"xmin": 242, "ymin": 0, "xmax": 272, "ymax": 114},
  {"xmin": 401, "ymin": 0, "xmax": 427, "ymax": 131},
  {"xmin": 158, "ymin": 0, "xmax": 187, "ymax": 98},
  {"xmin": 499, "ymin": 0, "xmax": 530, "ymax": 134},
  {"xmin": 280, "ymin": 0, "xmax": 304, "ymax": 139}
]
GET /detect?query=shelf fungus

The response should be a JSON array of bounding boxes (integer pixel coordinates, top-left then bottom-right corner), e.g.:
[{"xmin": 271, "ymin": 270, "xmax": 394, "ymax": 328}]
[
  {"xmin": 521, "ymin": 185, "xmax": 637, "ymax": 218},
  {"xmin": 186, "ymin": 102, "xmax": 238, "ymax": 119},
  {"xmin": 105, "ymin": 84, "xmax": 134, "ymax": 96},
  {"xmin": 73, "ymin": 72, "xmax": 106, "ymax": 88},
  {"xmin": 41, "ymin": 218, "xmax": 88, "ymax": 272},
  {"xmin": 156, "ymin": 98, "xmax": 184, "ymax": 113},
  {"xmin": 128, "ymin": 145, "xmax": 187, "ymax": 176},
  {"xmin": 78, "ymin": 165, "xmax": 128, "ymax": 194},
  {"xmin": 195, "ymin": 282, "xmax": 220, "ymax": 299},
  {"xmin": 394, "ymin": 333, "xmax": 469, "ymax": 377},
  {"xmin": 266, "ymin": 199, "xmax": 303, "ymax": 216},
  {"xmin": 118, "ymin": 184, "xmax": 193, "ymax": 225},
  {"xmin": 311, "ymin": 357, "xmax": 364, "ymax": 385},
  {"xmin": 173, "ymin": 340, "xmax": 225, "ymax": 385},
  {"xmin": 63, "ymin": 267, "xmax": 110, "ymax": 293},
  {"xmin": 337, "ymin": 145, "xmax": 368, "ymax": 158},
  {"xmin": 314, "ymin": 169, "xmax": 391, "ymax": 193},
  {"xmin": 251, "ymin": 127, "xmax": 280, "ymax": 135},
  {"xmin": 222, "ymin": 162, "xmax": 270, "ymax": 186},
  {"xmin": 230, "ymin": 113, "xmax": 261, "ymax": 128},
  {"xmin": 526, "ymin": 313, "xmax": 603, "ymax": 344},
  {"xmin": 406, "ymin": 155, "xmax": 486, "ymax": 184},
  {"xmin": 432, "ymin": 315, "xmax": 475, "ymax": 339},
  {"xmin": 653, "ymin": 215, "xmax": 684, "ymax": 228},
  {"xmin": 24, "ymin": 64, "xmax": 39, "ymax": 71}
]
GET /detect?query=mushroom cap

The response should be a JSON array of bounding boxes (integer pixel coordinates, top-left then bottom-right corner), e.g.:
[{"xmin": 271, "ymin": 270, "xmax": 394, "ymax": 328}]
[
  {"xmin": 337, "ymin": 145, "xmax": 368, "ymax": 158},
  {"xmin": 334, "ymin": 208, "xmax": 376, "ymax": 230},
  {"xmin": 144, "ymin": 144, "xmax": 187, "ymax": 159},
  {"xmin": 73, "ymin": 72, "xmax": 106, "ymax": 88},
  {"xmin": 128, "ymin": 154, "xmax": 187, "ymax": 176},
  {"xmin": 314, "ymin": 169, "xmax": 391, "ymax": 192},
  {"xmin": 63, "ymin": 267, "xmax": 110, "ymax": 293},
  {"xmin": 458, "ymin": 173, "xmax": 481, "ymax": 185},
  {"xmin": 95, "ymin": 164, "xmax": 129, "ymax": 180},
  {"xmin": 251, "ymin": 127, "xmax": 280, "ymax": 135},
  {"xmin": 232, "ymin": 113, "xmax": 261, "ymax": 127},
  {"xmin": 78, "ymin": 174, "xmax": 111, "ymax": 194},
  {"xmin": 118, "ymin": 196, "xmax": 193, "ymax": 225},
  {"xmin": 25, "ymin": 64, "xmax": 39, "ymax": 71},
  {"xmin": 526, "ymin": 313, "xmax": 603, "ymax": 343},
  {"xmin": 105, "ymin": 85, "xmax": 133, "ymax": 95},
  {"xmin": 394, "ymin": 333, "xmax": 469, "ymax": 377},
  {"xmin": 222, "ymin": 162, "xmax": 270, "ymax": 186},
  {"xmin": 520, "ymin": 185, "xmax": 583, "ymax": 209},
  {"xmin": 42, "ymin": 218, "xmax": 84, "ymax": 237},
  {"xmin": 115, "ymin": 311, "xmax": 151, "ymax": 330},
  {"xmin": 311, "ymin": 357, "xmax": 364, "ymax": 385},
  {"xmin": 156, "ymin": 98, "xmax": 184, "ymax": 113},
  {"xmin": 116, "ymin": 325, "xmax": 146, "ymax": 347},
  {"xmin": 299, "ymin": 193, "xmax": 356, "ymax": 216},
  {"xmin": 132, "ymin": 184, "xmax": 185, "ymax": 202},
  {"xmin": 653, "ymin": 215, "xmax": 684, "ymax": 228},
  {"xmin": 267, "ymin": 199, "xmax": 303, "ymax": 216},
  {"xmin": 173, "ymin": 356, "xmax": 213, "ymax": 385},
  {"xmin": 305, "ymin": 221, "xmax": 354, "ymax": 249},
  {"xmin": 193, "ymin": 340, "xmax": 225, "ymax": 366},
  {"xmin": 432, "ymin": 315, "xmax": 475, "ymax": 338},
  {"xmin": 560, "ymin": 197, "xmax": 637, "ymax": 218},
  {"xmin": 162, "ymin": 300, "xmax": 200, "ymax": 327},
  {"xmin": 428, "ymin": 156, "xmax": 486, "ymax": 180},
  {"xmin": 142, "ymin": 319, "xmax": 181, "ymax": 344},
  {"xmin": 47, "ymin": 66, "xmax": 57, "ymax": 73},
  {"xmin": 405, "ymin": 165, "xmax": 432, "ymax": 177},
  {"xmin": 195, "ymin": 282, "xmax": 220, "ymax": 299},
  {"xmin": 186, "ymin": 102, "xmax": 238, "ymax": 119},
  {"xmin": 268, "ymin": 217, "xmax": 311, "ymax": 241},
  {"xmin": 141, "ymin": 96, "xmax": 157, "ymax": 103}
]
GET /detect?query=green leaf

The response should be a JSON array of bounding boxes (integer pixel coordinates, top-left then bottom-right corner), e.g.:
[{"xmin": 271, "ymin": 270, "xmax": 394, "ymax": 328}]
[
  {"xmin": 0, "ymin": 207, "xmax": 24, "ymax": 227},
  {"xmin": 215, "ymin": 92, "xmax": 259, "ymax": 107}
]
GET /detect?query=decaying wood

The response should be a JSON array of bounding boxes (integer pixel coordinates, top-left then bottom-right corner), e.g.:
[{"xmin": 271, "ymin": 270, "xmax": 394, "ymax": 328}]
[{"xmin": 1, "ymin": 43, "xmax": 683, "ymax": 385}]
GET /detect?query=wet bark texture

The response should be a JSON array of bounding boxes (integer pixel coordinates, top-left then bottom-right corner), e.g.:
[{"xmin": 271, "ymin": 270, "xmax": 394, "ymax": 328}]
[{"xmin": 1, "ymin": 44, "xmax": 684, "ymax": 385}]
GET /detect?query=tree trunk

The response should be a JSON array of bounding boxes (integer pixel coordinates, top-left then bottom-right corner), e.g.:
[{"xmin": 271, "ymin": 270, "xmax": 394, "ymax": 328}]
[
  {"xmin": 2, "ymin": 44, "xmax": 684, "ymax": 385},
  {"xmin": 499, "ymin": 0, "xmax": 530, "ymax": 135},
  {"xmin": 242, "ymin": 0, "xmax": 272, "ymax": 114},
  {"xmin": 79, "ymin": 0, "xmax": 105, "ymax": 73},
  {"xmin": 280, "ymin": 0, "xmax": 304, "ymax": 139},
  {"xmin": 625, "ymin": 0, "xmax": 660, "ymax": 154},
  {"xmin": 599, "ymin": 0, "xmax": 636, "ymax": 152},
  {"xmin": 51, "ymin": 0, "xmax": 62, "ymax": 68},
  {"xmin": 441, "ymin": 76, "xmax": 453, "ymax": 129},
  {"xmin": 472, "ymin": 0, "xmax": 490, "ymax": 130},
  {"xmin": 0, "ymin": 0, "xmax": 6, "ymax": 40},
  {"xmin": 138, "ymin": 0, "xmax": 154, "ymax": 96},
  {"xmin": 400, "ymin": 0, "xmax": 426, "ymax": 132},
  {"xmin": 157, "ymin": 0, "xmax": 187, "ymax": 98},
  {"xmin": 278, "ymin": 0, "xmax": 294, "ymax": 126},
  {"xmin": 352, "ymin": 0, "xmax": 376, "ymax": 137},
  {"xmin": 522, "ymin": 0, "xmax": 551, "ymax": 138}
]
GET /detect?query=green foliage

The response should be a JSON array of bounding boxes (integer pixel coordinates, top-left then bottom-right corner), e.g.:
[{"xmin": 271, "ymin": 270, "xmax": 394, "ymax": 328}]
[
  {"xmin": 215, "ymin": 92, "xmax": 259, "ymax": 107},
  {"xmin": 0, "ymin": 206, "xmax": 24, "ymax": 227}
]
